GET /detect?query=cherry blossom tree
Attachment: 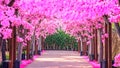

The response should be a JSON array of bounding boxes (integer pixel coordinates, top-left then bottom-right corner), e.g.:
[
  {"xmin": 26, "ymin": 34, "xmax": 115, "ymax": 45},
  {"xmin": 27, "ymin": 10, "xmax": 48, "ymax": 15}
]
[{"xmin": 0, "ymin": 0, "xmax": 120, "ymax": 68}]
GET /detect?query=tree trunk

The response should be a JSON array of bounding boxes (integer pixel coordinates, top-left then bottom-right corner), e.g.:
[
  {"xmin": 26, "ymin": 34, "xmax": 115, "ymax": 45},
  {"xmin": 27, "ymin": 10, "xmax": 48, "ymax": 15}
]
[
  {"xmin": 98, "ymin": 29, "xmax": 103, "ymax": 63},
  {"xmin": 41, "ymin": 37, "xmax": 44, "ymax": 51},
  {"xmin": 71, "ymin": 45, "xmax": 74, "ymax": 51},
  {"xmin": 58, "ymin": 45, "xmax": 60, "ymax": 50},
  {"xmin": 81, "ymin": 39, "xmax": 83, "ymax": 52},
  {"xmin": 38, "ymin": 36, "xmax": 42, "ymax": 54},
  {"xmin": 31, "ymin": 34, "xmax": 35, "ymax": 60},
  {"xmin": 104, "ymin": 15, "xmax": 112, "ymax": 68},
  {"xmin": 17, "ymin": 25, "xmax": 25, "ymax": 62},
  {"xmin": 53, "ymin": 44, "xmax": 55, "ymax": 50},
  {"xmin": 78, "ymin": 39, "xmax": 81, "ymax": 52},
  {"xmin": 89, "ymin": 39, "xmax": 92, "ymax": 56},
  {"xmin": 47, "ymin": 44, "xmax": 48, "ymax": 50},
  {"xmin": 26, "ymin": 41, "xmax": 30, "ymax": 60},
  {"xmin": 67, "ymin": 46, "xmax": 69, "ymax": 50},
  {"xmin": 94, "ymin": 29, "xmax": 98, "ymax": 61},
  {"xmin": 35, "ymin": 39, "xmax": 38, "ymax": 55},
  {"xmin": 17, "ymin": 43, "xmax": 22, "ymax": 61},
  {"xmin": 1, "ymin": 39, "xmax": 6, "ymax": 61}
]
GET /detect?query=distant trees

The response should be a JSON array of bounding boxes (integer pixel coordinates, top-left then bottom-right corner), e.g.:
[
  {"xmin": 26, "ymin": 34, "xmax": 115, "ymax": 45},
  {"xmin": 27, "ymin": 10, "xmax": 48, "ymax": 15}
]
[{"xmin": 45, "ymin": 30, "xmax": 78, "ymax": 50}]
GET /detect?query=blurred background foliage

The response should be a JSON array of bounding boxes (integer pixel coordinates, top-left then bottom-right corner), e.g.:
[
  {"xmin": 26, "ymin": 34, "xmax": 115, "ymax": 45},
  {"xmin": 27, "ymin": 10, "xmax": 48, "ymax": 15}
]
[{"xmin": 45, "ymin": 30, "xmax": 78, "ymax": 50}]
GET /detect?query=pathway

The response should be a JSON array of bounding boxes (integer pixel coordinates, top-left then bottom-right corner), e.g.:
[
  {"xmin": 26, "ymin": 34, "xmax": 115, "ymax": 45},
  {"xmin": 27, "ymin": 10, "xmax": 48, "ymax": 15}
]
[{"xmin": 26, "ymin": 50, "xmax": 93, "ymax": 68}]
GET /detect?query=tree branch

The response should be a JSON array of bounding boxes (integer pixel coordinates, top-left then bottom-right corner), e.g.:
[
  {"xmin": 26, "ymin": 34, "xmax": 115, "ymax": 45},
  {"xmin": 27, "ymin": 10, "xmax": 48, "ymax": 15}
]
[
  {"xmin": 8, "ymin": 0, "xmax": 15, "ymax": 7},
  {"xmin": 103, "ymin": 15, "xmax": 110, "ymax": 25}
]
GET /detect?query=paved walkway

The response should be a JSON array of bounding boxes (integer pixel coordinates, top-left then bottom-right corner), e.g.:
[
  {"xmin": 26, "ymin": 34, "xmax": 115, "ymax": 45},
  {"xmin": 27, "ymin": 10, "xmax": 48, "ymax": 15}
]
[{"xmin": 26, "ymin": 50, "xmax": 93, "ymax": 68}]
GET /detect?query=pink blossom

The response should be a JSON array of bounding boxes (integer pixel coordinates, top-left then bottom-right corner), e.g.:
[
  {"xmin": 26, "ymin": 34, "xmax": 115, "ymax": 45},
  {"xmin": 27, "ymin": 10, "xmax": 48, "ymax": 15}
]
[
  {"xmin": 1, "ymin": 20, "xmax": 10, "ymax": 27},
  {"xmin": 17, "ymin": 36, "xmax": 24, "ymax": 42},
  {"xmin": 87, "ymin": 41, "xmax": 91, "ymax": 45},
  {"xmin": 113, "ymin": 54, "xmax": 120, "ymax": 67},
  {"xmin": 2, "ymin": 28, "xmax": 12, "ymax": 39},
  {"xmin": 104, "ymin": 33, "xmax": 109, "ymax": 38}
]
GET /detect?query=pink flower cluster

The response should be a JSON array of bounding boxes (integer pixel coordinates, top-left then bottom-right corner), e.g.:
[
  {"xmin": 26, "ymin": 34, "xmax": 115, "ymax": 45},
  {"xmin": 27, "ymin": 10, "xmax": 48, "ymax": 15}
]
[
  {"xmin": 0, "ymin": 0, "xmax": 119, "ymax": 46},
  {"xmin": 113, "ymin": 53, "xmax": 120, "ymax": 67}
]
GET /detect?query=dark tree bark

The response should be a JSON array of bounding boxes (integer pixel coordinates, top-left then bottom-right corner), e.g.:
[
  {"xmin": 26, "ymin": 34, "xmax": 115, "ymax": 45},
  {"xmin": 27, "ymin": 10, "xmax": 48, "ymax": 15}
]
[
  {"xmin": 8, "ymin": 0, "xmax": 15, "ymax": 6},
  {"xmin": 35, "ymin": 40, "xmax": 37, "ymax": 53},
  {"xmin": 103, "ymin": 15, "xmax": 112, "ymax": 68},
  {"xmin": 17, "ymin": 25, "xmax": 24, "ymax": 61},
  {"xmin": 31, "ymin": 34, "xmax": 35, "ymax": 60},
  {"xmin": 94, "ymin": 29, "xmax": 98, "ymax": 61},
  {"xmin": 98, "ymin": 29, "xmax": 103, "ymax": 63},
  {"xmin": 1, "ymin": 39, "xmax": 6, "ymax": 61},
  {"xmin": 37, "ymin": 36, "xmax": 42, "ymax": 55},
  {"xmin": 78, "ymin": 39, "xmax": 81, "ymax": 52},
  {"xmin": 26, "ymin": 41, "xmax": 30, "ymax": 60}
]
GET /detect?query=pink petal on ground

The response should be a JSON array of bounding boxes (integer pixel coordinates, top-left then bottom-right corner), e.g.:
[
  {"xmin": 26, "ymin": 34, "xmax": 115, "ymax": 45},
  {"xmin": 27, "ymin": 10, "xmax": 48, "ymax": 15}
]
[
  {"xmin": 20, "ymin": 60, "xmax": 33, "ymax": 68},
  {"xmin": 82, "ymin": 56, "xmax": 100, "ymax": 68}
]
